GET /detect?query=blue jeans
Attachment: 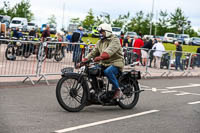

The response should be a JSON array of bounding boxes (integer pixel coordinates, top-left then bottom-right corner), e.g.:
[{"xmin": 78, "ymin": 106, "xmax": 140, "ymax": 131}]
[
  {"xmin": 175, "ymin": 56, "xmax": 183, "ymax": 70},
  {"xmin": 73, "ymin": 44, "xmax": 82, "ymax": 63},
  {"xmin": 197, "ymin": 55, "xmax": 200, "ymax": 67},
  {"xmin": 104, "ymin": 65, "xmax": 120, "ymax": 90}
]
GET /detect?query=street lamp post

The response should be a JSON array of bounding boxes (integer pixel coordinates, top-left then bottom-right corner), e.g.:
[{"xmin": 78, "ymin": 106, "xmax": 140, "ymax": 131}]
[
  {"xmin": 150, "ymin": 0, "xmax": 155, "ymax": 35},
  {"xmin": 177, "ymin": 20, "xmax": 191, "ymax": 34}
]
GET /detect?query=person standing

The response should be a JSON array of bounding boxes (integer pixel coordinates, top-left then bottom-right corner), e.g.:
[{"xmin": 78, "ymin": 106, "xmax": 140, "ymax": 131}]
[
  {"xmin": 152, "ymin": 39, "xmax": 165, "ymax": 69},
  {"xmin": 72, "ymin": 26, "xmax": 83, "ymax": 66},
  {"xmin": 141, "ymin": 38, "xmax": 153, "ymax": 66},
  {"xmin": 41, "ymin": 25, "xmax": 50, "ymax": 42},
  {"xmin": 119, "ymin": 33, "xmax": 124, "ymax": 47},
  {"xmin": 196, "ymin": 47, "xmax": 200, "ymax": 67},
  {"xmin": 133, "ymin": 34, "xmax": 144, "ymax": 62},
  {"xmin": 174, "ymin": 41, "xmax": 183, "ymax": 71},
  {"xmin": 123, "ymin": 35, "xmax": 133, "ymax": 48}
]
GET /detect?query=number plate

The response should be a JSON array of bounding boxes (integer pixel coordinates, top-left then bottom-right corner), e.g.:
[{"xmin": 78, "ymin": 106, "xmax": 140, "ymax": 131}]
[{"xmin": 61, "ymin": 67, "xmax": 74, "ymax": 73}]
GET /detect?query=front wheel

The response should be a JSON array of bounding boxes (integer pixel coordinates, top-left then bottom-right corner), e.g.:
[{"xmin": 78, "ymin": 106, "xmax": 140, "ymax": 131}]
[
  {"xmin": 118, "ymin": 78, "xmax": 140, "ymax": 109},
  {"xmin": 56, "ymin": 73, "xmax": 88, "ymax": 112}
]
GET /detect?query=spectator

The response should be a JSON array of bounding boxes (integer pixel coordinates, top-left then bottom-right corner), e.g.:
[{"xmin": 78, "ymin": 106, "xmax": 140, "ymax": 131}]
[
  {"xmin": 141, "ymin": 38, "xmax": 153, "ymax": 66},
  {"xmin": 174, "ymin": 41, "xmax": 183, "ymax": 71},
  {"xmin": 148, "ymin": 39, "xmax": 155, "ymax": 67},
  {"xmin": 119, "ymin": 33, "xmax": 124, "ymax": 47},
  {"xmin": 123, "ymin": 35, "xmax": 133, "ymax": 47},
  {"xmin": 29, "ymin": 28, "xmax": 36, "ymax": 37},
  {"xmin": 197, "ymin": 47, "xmax": 200, "ymax": 67},
  {"xmin": 152, "ymin": 38, "xmax": 165, "ymax": 69},
  {"xmin": 41, "ymin": 25, "xmax": 50, "ymax": 42},
  {"xmin": 66, "ymin": 33, "xmax": 72, "ymax": 53},
  {"xmin": 72, "ymin": 26, "xmax": 84, "ymax": 66},
  {"xmin": 133, "ymin": 35, "xmax": 144, "ymax": 62},
  {"xmin": 12, "ymin": 27, "xmax": 19, "ymax": 39}
]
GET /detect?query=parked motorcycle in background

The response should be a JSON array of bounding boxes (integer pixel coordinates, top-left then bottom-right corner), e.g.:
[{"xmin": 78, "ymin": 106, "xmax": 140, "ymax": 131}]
[
  {"xmin": 5, "ymin": 37, "xmax": 38, "ymax": 60},
  {"xmin": 37, "ymin": 37, "xmax": 65, "ymax": 62}
]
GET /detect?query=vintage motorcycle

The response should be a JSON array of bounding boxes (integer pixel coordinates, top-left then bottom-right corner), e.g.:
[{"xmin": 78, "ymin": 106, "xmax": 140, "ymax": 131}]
[
  {"xmin": 5, "ymin": 37, "xmax": 37, "ymax": 60},
  {"xmin": 37, "ymin": 39, "xmax": 65, "ymax": 62},
  {"xmin": 56, "ymin": 60, "xmax": 143, "ymax": 112}
]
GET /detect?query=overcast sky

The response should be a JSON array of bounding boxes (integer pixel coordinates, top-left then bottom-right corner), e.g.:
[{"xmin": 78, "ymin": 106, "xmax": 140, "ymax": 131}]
[{"xmin": 1, "ymin": 0, "xmax": 200, "ymax": 31}]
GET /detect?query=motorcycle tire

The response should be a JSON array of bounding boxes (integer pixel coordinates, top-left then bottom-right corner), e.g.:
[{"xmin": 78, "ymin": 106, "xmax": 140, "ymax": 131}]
[
  {"xmin": 5, "ymin": 46, "xmax": 16, "ymax": 61},
  {"xmin": 23, "ymin": 52, "xmax": 31, "ymax": 58},
  {"xmin": 56, "ymin": 73, "xmax": 88, "ymax": 112},
  {"xmin": 36, "ymin": 45, "xmax": 46, "ymax": 62},
  {"xmin": 118, "ymin": 78, "xmax": 140, "ymax": 109},
  {"xmin": 54, "ymin": 50, "xmax": 64, "ymax": 62}
]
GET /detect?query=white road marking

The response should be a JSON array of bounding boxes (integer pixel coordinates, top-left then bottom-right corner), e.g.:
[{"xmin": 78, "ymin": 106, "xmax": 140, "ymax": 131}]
[
  {"xmin": 144, "ymin": 88, "xmax": 168, "ymax": 91},
  {"xmin": 53, "ymin": 110, "xmax": 160, "ymax": 133},
  {"xmin": 140, "ymin": 85, "xmax": 150, "ymax": 88},
  {"xmin": 166, "ymin": 84, "xmax": 200, "ymax": 89},
  {"xmin": 175, "ymin": 92, "xmax": 191, "ymax": 96},
  {"xmin": 161, "ymin": 90, "xmax": 178, "ymax": 94},
  {"xmin": 188, "ymin": 101, "xmax": 200, "ymax": 105}
]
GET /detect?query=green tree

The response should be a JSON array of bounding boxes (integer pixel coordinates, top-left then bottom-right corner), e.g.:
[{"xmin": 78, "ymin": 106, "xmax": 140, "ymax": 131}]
[
  {"xmin": 48, "ymin": 14, "xmax": 57, "ymax": 26},
  {"xmin": 0, "ymin": 0, "xmax": 34, "ymax": 21},
  {"xmin": 12, "ymin": 0, "xmax": 34, "ymax": 21},
  {"xmin": 82, "ymin": 9, "xmax": 95, "ymax": 30},
  {"xmin": 156, "ymin": 10, "xmax": 169, "ymax": 36},
  {"xmin": 127, "ymin": 11, "xmax": 151, "ymax": 35},
  {"xmin": 112, "ymin": 12, "xmax": 130, "ymax": 29},
  {"xmin": 70, "ymin": 17, "xmax": 80, "ymax": 25},
  {"xmin": 169, "ymin": 7, "xmax": 188, "ymax": 34},
  {"xmin": 0, "ymin": 1, "xmax": 15, "ymax": 17}
]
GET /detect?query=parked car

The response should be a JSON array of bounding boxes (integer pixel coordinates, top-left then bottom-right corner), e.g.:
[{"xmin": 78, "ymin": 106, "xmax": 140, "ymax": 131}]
[
  {"xmin": 40, "ymin": 24, "xmax": 56, "ymax": 34},
  {"xmin": 189, "ymin": 37, "xmax": 200, "ymax": 46},
  {"xmin": 112, "ymin": 27, "xmax": 121, "ymax": 37},
  {"xmin": 0, "ymin": 15, "xmax": 10, "ymax": 28},
  {"xmin": 175, "ymin": 34, "xmax": 190, "ymax": 45},
  {"xmin": 9, "ymin": 17, "xmax": 28, "ymax": 31},
  {"xmin": 92, "ymin": 26, "xmax": 99, "ymax": 37},
  {"xmin": 49, "ymin": 24, "xmax": 57, "ymax": 34},
  {"xmin": 163, "ymin": 33, "xmax": 176, "ymax": 43},
  {"xmin": 82, "ymin": 28, "xmax": 89, "ymax": 37},
  {"xmin": 124, "ymin": 32, "xmax": 137, "ymax": 38},
  {"xmin": 27, "ymin": 22, "xmax": 37, "ymax": 31}
]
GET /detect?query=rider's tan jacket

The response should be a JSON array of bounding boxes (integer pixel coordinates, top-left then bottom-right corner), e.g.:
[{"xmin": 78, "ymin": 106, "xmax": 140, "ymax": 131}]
[{"xmin": 86, "ymin": 34, "xmax": 124, "ymax": 71}]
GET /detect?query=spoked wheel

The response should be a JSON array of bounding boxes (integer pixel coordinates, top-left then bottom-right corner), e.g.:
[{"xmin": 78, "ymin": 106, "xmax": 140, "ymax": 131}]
[
  {"xmin": 118, "ymin": 78, "xmax": 140, "ymax": 109},
  {"xmin": 56, "ymin": 74, "xmax": 88, "ymax": 112},
  {"xmin": 5, "ymin": 46, "xmax": 16, "ymax": 60},
  {"xmin": 54, "ymin": 50, "xmax": 64, "ymax": 62},
  {"xmin": 36, "ymin": 45, "xmax": 46, "ymax": 62}
]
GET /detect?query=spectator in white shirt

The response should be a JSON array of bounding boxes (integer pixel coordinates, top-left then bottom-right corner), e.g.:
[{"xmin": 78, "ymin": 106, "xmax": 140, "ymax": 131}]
[{"xmin": 151, "ymin": 38, "xmax": 165, "ymax": 69}]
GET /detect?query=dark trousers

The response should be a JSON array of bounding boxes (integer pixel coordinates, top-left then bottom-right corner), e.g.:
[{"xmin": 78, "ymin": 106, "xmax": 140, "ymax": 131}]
[
  {"xmin": 175, "ymin": 56, "xmax": 183, "ymax": 70},
  {"xmin": 197, "ymin": 55, "xmax": 200, "ymax": 67}
]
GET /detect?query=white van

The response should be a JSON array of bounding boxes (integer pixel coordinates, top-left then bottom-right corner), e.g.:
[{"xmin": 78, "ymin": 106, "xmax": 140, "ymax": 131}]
[
  {"xmin": 163, "ymin": 33, "xmax": 176, "ymax": 43},
  {"xmin": 9, "ymin": 17, "xmax": 28, "ymax": 31},
  {"xmin": 112, "ymin": 27, "xmax": 121, "ymax": 37},
  {"xmin": 27, "ymin": 22, "xmax": 37, "ymax": 31}
]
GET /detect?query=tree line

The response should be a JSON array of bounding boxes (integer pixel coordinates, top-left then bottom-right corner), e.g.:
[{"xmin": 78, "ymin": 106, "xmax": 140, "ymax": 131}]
[
  {"xmin": 71, "ymin": 8, "xmax": 198, "ymax": 37},
  {"xmin": 0, "ymin": 0, "xmax": 198, "ymax": 37}
]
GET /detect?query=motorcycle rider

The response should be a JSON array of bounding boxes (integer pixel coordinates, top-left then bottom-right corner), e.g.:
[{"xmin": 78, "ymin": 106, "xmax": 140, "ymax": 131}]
[{"xmin": 82, "ymin": 23, "xmax": 124, "ymax": 99}]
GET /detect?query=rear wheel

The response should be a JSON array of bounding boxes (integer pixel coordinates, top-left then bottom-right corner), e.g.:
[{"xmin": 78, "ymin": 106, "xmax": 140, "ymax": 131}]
[
  {"xmin": 118, "ymin": 78, "xmax": 140, "ymax": 109},
  {"xmin": 5, "ymin": 46, "xmax": 16, "ymax": 60},
  {"xmin": 56, "ymin": 74, "xmax": 88, "ymax": 112},
  {"xmin": 54, "ymin": 50, "xmax": 64, "ymax": 62}
]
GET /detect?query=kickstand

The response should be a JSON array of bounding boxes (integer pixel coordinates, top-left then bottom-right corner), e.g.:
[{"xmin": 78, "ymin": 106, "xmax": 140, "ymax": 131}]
[
  {"xmin": 23, "ymin": 76, "xmax": 35, "ymax": 85},
  {"xmin": 37, "ymin": 75, "xmax": 49, "ymax": 85}
]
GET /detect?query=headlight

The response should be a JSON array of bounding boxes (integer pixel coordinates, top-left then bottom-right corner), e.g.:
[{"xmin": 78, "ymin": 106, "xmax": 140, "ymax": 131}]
[{"xmin": 16, "ymin": 42, "xmax": 22, "ymax": 46}]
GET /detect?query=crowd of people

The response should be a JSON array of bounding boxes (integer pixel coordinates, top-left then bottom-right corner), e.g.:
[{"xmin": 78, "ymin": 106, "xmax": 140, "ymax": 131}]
[
  {"xmin": 119, "ymin": 33, "xmax": 166, "ymax": 69},
  {"xmin": 2, "ymin": 23, "xmax": 200, "ymax": 70}
]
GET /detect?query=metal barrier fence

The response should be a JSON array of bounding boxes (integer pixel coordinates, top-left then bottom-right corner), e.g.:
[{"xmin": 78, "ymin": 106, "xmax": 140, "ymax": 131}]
[{"xmin": 1, "ymin": 39, "xmax": 200, "ymax": 85}]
